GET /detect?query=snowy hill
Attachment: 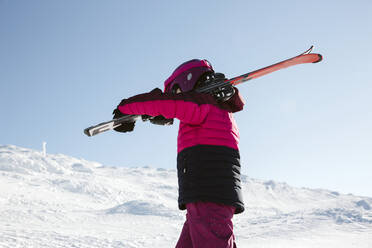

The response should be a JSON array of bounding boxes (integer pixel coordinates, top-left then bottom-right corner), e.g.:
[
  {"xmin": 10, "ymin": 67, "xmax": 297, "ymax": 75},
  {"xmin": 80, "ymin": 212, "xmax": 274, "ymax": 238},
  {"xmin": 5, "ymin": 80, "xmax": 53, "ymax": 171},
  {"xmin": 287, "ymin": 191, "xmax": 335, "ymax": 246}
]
[{"xmin": 0, "ymin": 145, "xmax": 371, "ymax": 248}]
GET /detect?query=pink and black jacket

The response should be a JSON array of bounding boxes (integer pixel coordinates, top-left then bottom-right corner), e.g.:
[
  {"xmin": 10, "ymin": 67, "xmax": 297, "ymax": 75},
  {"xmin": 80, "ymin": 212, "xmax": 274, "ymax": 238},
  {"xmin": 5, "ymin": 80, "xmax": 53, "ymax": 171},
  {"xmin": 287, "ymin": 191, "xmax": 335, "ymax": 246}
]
[{"xmin": 116, "ymin": 88, "xmax": 245, "ymax": 214}]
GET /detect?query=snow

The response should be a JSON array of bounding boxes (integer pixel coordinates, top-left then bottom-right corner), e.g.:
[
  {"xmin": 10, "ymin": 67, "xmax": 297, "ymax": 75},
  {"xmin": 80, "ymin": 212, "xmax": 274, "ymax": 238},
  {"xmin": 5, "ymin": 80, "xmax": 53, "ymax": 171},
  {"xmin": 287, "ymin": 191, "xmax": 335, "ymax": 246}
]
[{"xmin": 0, "ymin": 145, "xmax": 371, "ymax": 247}]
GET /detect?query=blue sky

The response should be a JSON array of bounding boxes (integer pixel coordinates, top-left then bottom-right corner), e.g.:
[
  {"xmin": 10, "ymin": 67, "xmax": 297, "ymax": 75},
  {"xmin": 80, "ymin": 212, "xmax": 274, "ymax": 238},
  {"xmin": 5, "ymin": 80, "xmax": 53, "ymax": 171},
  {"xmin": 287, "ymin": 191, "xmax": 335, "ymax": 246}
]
[{"xmin": 1, "ymin": 0, "xmax": 371, "ymax": 197}]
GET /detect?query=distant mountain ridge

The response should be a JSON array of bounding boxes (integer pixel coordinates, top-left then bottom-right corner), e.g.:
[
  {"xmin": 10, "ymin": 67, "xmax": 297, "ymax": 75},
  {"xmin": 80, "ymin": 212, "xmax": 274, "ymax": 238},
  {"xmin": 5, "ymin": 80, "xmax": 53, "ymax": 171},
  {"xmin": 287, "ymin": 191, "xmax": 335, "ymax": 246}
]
[{"xmin": 1, "ymin": 144, "xmax": 371, "ymax": 248}]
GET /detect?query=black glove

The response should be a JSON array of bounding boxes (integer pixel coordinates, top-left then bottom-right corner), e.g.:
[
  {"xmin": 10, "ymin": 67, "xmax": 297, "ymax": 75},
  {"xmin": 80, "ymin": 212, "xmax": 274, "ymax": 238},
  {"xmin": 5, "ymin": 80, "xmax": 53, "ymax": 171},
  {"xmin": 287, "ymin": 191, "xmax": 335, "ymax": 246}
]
[
  {"xmin": 112, "ymin": 108, "xmax": 135, "ymax": 133},
  {"xmin": 217, "ymin": 86, "xmax": 244, "ymax": 113},
  {"xmin": 142, "ymin": 115, "xmax": 174, "ymax": 126},
  {"xmin": 213, "ymin": 84, "xmax": 235, "ymax": 102},
  {"xmin": 210, "ymin": 73, "xmax": 235, "ymax": 102}
]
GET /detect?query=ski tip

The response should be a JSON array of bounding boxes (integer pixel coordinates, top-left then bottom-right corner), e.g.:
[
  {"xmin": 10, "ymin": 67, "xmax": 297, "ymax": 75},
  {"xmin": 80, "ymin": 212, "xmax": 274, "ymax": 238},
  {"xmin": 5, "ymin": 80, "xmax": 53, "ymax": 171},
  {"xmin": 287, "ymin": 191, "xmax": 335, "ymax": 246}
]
[
  {"xmin": 312, "ymin": 54, "xmax": 323, "ymax": 63},
  {"xmin": 303, "ymin": 46, "xmax": 314, "ymax": 55},
  {"xmin": 304, "ymin": 45, "xmax": 322, "ymax": 63}
]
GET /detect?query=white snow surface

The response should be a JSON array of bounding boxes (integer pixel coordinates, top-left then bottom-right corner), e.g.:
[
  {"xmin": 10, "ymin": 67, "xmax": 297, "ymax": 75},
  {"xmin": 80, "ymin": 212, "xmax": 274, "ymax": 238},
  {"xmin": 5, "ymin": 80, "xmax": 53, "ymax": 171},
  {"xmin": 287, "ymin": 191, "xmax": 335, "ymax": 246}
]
[{"xmin": 0, "ymin": 145, "xmax": 371, "ymax": 248}]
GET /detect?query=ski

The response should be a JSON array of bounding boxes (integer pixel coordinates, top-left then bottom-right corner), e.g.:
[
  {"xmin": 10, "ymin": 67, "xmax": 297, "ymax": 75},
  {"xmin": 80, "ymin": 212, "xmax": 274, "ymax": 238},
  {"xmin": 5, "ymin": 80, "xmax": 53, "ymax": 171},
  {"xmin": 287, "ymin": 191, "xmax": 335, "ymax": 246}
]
[
  {"xmin": 84, "ymin": 46, "xmax": 322, "ymax": 137},
  {"xmin": 195, "ymin": 46, "xmax": 322, "ymax": 93},
  {"xmin": 229, "ymin": 45, "xmax": 322, "ymax": 85}
]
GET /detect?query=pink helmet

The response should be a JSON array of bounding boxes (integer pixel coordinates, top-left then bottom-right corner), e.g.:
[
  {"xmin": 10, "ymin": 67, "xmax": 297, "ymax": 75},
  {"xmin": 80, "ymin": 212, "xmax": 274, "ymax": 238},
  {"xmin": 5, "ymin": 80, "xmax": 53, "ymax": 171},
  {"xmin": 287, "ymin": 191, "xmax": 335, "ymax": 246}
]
[{"xmin": 164, "ymin": 59, "xmax": 214, "ymax": 93}]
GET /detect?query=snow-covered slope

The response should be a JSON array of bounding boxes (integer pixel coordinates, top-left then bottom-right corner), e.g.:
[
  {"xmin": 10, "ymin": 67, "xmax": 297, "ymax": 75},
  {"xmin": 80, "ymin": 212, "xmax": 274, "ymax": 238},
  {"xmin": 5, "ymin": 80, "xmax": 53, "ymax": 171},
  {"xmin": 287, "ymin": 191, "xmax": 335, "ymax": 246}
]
[{"xmin": 0, "ymin": 145, "xmax": 371, "ymax": 248}]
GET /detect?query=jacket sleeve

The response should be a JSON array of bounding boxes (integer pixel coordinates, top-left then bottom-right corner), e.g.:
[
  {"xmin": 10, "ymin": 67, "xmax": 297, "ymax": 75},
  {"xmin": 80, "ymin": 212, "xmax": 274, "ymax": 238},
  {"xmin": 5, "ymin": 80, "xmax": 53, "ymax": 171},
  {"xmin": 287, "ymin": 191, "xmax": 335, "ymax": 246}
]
[{"xmin": 117, "ymin": 88, "xmax": 212, "ymax": 125}]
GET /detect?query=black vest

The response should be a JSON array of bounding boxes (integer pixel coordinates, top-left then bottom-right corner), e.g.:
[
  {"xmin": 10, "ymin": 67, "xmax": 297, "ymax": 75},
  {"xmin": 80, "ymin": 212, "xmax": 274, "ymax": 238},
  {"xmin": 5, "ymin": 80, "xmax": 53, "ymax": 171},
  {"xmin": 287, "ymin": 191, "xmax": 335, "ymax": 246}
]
[{"xmin": 177, "ymin": 145, "xmax": 244, "ymax": 214}]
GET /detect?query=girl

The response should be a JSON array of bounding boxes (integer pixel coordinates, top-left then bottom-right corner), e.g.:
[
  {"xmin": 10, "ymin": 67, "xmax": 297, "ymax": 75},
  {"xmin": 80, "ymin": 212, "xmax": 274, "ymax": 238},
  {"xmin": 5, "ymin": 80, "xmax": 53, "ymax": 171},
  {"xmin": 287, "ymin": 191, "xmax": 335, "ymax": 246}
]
[{"xmin": 113, "ymin": 59, "xmax": 245, "ymax": 248}]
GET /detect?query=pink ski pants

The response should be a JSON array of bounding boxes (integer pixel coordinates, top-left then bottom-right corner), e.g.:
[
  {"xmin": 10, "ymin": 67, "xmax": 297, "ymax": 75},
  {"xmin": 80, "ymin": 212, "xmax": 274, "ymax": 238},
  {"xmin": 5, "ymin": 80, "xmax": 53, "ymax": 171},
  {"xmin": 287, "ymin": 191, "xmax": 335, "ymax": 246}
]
[{"xmin": 175, "ymin": 202, "xmax": 237, "ymax": 248}]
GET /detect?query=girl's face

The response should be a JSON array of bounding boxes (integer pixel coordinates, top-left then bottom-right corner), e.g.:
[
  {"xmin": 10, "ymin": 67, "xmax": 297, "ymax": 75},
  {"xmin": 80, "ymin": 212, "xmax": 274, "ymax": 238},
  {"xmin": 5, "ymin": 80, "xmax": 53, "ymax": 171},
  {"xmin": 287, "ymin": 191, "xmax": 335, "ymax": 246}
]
[{"xmin": 176, "ymin": 88, "xmax": 182, "ymax": 94}]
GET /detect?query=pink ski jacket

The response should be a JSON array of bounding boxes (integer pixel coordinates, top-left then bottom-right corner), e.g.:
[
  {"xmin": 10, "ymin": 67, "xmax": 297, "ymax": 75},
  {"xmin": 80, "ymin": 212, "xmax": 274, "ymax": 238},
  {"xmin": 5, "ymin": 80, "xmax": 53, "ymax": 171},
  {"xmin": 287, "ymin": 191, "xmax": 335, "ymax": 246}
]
[{"xmin": 117, "ymin": 88, "xmax": 244, "ymax": 153}]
